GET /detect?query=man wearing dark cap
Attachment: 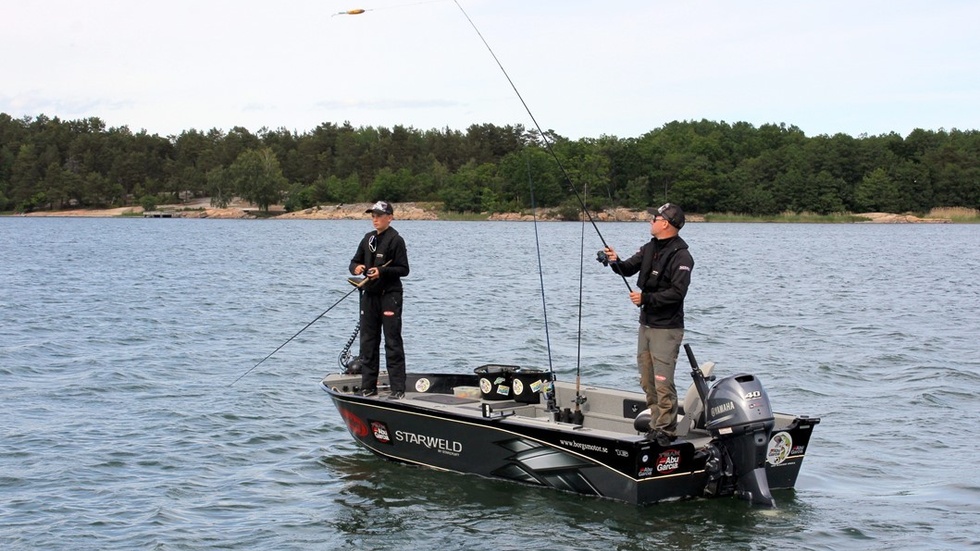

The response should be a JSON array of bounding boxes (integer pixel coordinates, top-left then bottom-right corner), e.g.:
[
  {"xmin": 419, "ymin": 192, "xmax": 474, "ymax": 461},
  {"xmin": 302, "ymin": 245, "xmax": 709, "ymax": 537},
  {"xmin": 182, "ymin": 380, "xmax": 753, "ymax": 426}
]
[
  {"xmin": 349, "ymin": 200, "xmax": 410, "ymax": 399},
  {"xmin": 601, "ymin": 203, "xmax": 694, "ymax": 445}
]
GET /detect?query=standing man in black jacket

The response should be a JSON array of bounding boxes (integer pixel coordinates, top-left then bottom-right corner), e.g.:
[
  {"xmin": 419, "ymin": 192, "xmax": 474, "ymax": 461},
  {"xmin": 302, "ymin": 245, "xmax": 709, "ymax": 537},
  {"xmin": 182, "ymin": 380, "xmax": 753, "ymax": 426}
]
[
  {"xmin": 602, "ymin": 203, "xmax": 694, "ymax": 445},
  {"xmin": 350, "ymin": 200, "xmax": 410, "ymax": 399}
]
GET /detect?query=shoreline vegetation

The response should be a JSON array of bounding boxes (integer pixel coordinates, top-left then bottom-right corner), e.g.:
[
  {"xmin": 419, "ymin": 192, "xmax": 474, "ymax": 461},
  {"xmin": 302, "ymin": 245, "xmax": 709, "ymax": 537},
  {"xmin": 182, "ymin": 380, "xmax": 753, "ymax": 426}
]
[
  {"xmin": 4, "ymin": 117, "xmax": 977, "ymax": 221},
  {"xmin": 7, "ymin": 200, "xmax": 978, "ymax": 223}
]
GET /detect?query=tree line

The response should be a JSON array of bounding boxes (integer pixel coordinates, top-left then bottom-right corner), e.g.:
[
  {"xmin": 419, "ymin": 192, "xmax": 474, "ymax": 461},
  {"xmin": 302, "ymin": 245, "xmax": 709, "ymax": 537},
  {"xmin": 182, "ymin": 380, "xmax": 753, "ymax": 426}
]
[{"xmin": 1, "ymin": 112, "xmax": 978, "ymax": 215}]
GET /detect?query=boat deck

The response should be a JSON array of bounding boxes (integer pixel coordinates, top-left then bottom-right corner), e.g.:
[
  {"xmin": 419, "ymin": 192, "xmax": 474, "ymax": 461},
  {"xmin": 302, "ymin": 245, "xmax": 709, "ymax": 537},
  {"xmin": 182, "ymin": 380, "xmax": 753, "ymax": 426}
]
[{"xmin": 321, "ymin": 371, "xmax": 802, "ymax": 446}]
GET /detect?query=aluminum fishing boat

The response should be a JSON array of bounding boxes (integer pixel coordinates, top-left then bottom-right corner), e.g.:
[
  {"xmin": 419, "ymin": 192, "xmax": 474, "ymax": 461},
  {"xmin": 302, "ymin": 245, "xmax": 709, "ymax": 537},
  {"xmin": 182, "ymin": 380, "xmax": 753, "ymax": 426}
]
[{"xmin": 321, "ymin": 346, "xmax": 819, "ymax": 506}]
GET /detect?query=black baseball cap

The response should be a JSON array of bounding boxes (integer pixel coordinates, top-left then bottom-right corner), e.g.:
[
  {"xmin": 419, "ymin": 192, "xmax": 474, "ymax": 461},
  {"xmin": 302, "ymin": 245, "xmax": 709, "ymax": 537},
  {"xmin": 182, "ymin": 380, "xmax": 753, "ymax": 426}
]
[
  {"xmin": 647, "ymin": 202, "xmax": 685, "ymax": 229},
  {"xmin": 366, "ymin": 201, "xmax": 394, "ymax": 215}
]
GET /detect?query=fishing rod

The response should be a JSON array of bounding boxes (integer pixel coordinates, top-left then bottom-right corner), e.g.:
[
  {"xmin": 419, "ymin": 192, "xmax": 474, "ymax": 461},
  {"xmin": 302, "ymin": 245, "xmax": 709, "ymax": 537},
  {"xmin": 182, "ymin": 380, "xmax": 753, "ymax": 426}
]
[
  {"xmin": 452, "ymin": 0, "xmax": 633, "ymax": 293},
  {"xmin": 526, "ymin": 151, "xmax": 558, "ymax": 413},
  {"xmin": 229, "ymin": 287, "xmax": 359, "ymax": 386},
  {"xmin": 570, "ymin": 184, "xmax": 588, "ymax": 424}
]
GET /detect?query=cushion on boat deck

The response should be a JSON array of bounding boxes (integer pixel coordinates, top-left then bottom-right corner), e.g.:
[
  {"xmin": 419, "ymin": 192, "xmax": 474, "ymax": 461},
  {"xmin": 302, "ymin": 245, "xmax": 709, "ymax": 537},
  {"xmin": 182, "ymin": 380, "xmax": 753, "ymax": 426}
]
[{"xmin": 413, "ymin": 394, "xmax": 480, "ymax": 405}]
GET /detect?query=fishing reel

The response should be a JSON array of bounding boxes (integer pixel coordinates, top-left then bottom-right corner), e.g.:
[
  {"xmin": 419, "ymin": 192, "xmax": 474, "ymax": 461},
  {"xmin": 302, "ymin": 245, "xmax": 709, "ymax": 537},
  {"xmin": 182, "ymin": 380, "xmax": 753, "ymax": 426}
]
[
  {"xmin": 338, "ymin": 321, "xmax": 362, "ymax": 374},
  {"xmin": 596, "ymin": 249, "xmax": 610, "ymax": 266},
  {"xmin": 339, "ymin": 352, "xmax": 364, "ymax": 375}
]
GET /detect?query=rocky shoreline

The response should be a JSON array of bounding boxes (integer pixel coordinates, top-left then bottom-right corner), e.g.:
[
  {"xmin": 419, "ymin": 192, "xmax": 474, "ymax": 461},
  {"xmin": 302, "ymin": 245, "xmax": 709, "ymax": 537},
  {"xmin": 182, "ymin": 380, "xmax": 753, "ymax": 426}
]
[
  {"xmin": 16, "ymin": 201, "xmax": 702, "ymax": 222},
  {"xmin": 15, "ymin": 199, "xmax": 951, "ymax": 223}
]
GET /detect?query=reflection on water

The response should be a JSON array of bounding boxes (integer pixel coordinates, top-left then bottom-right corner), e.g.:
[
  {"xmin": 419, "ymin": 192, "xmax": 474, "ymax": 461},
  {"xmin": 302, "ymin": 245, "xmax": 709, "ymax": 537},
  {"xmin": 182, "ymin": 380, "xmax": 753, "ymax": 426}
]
[{"xmin": 321, "ymin": 447, "xmax": 815, "ymax": 550}]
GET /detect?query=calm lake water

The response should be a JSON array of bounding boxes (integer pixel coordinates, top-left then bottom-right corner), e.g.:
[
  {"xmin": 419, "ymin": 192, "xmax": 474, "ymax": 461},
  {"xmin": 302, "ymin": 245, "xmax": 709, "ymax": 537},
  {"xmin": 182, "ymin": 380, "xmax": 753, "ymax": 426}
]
[{"xmin": 1, "ymin": 217, "xmax": 978, "ymax": 550}]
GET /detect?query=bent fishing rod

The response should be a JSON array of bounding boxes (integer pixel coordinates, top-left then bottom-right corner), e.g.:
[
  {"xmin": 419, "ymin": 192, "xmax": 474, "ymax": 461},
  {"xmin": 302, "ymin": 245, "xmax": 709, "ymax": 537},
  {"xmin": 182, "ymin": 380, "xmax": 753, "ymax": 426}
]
[
  {"xmin": 229, "ymin": 287, "xmax": 359, "ymax": 386},
  {"xmin": 452, "ymin": 0, "xmax": 632, "ymax": 293}
]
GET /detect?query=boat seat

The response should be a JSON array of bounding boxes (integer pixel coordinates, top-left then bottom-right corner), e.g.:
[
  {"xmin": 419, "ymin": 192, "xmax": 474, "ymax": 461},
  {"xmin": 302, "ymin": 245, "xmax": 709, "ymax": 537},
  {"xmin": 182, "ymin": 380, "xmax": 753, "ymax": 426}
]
[
  {"xmin": 677, "ymin": 361, "xmax": 714, "ymax": 436},
  {"xmin": 633, "ymin": 361, "xmax": 715, "ymax": 437}
]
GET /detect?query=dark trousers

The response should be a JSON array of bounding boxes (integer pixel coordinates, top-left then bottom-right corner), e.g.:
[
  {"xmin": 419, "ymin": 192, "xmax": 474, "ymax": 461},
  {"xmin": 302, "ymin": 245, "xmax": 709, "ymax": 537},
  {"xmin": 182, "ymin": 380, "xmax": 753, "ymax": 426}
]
[{"xmin": 358, "ymin": 290, "xmax": 406, "ymax": 392}]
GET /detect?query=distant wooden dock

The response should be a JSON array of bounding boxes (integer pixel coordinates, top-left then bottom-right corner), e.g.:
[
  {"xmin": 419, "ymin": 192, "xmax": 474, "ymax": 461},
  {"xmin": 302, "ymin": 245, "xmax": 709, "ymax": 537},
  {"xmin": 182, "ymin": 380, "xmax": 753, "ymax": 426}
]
[{"xmin": 142, "ymin": 211, "xmax": 173, "ymax": 218}]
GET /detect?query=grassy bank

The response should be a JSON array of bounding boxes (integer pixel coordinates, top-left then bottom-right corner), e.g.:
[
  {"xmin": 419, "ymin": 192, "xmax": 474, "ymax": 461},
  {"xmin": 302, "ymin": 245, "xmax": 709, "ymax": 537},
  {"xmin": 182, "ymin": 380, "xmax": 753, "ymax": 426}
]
[
  {"xmin": 704, "ymin": 212, "xmax": 873, "ymax": 223},
  {"xmin": 928, "ymin": 207, "xmax": 980, "ymax": 223},
  {"xmin": 425, "ymin": 210, "xmax": 491, "ymax": 221},
  {"xmin": 703, "ymin": 208, "xmax": 980, "ymax": 223}
]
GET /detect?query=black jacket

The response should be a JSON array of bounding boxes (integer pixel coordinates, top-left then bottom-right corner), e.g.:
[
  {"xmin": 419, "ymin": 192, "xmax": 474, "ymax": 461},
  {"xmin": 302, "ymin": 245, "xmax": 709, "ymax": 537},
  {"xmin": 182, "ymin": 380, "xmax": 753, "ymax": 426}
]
[
  {"xmin": 611, "ymin": 236, "xmax": 693, "ymax": 328},
  {"xmin": 349, "ymin": 227, "xmax": 410, "ymax": 294}
]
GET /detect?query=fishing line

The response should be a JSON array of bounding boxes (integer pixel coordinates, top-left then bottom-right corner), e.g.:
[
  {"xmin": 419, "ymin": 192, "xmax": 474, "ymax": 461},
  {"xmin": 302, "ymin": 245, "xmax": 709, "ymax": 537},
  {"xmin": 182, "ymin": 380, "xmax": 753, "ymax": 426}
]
[
  {"xmin": 452, "ymin": 0, "xmax": 633, "ymax": 292},
  {"xmin": 230, "ymin": 287, "xmax": 359, "ymax": 386}
]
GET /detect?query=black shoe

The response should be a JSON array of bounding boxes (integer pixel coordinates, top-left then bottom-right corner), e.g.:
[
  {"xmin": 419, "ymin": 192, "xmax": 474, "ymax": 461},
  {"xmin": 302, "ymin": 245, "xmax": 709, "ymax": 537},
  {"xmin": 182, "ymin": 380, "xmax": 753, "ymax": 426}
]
[
  {"xmin": 360, "ymin": 388, "xmax": 378, "ymax": 397},
  {"xmin": 386, "ymin": 391, "xmax": 405, "ymax": 400},
  {"xmin": 646, "ymin": 429, "xmax": 676, "ymax": 447}
]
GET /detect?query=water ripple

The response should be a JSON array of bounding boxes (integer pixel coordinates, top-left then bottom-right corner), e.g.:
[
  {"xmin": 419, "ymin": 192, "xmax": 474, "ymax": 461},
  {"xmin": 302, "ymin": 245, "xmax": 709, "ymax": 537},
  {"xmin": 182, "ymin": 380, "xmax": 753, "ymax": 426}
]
[{"xmin": 1, "ymin": 219, "xmax": 978, "ymax": 550}]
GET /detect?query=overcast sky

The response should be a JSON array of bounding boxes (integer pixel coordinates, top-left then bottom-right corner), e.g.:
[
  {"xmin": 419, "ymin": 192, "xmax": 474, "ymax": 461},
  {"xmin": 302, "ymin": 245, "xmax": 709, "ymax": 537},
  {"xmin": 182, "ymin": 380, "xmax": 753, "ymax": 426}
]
[{"xmin": 3, "ymin": 0, "xmax": 978, "ymax": 140}]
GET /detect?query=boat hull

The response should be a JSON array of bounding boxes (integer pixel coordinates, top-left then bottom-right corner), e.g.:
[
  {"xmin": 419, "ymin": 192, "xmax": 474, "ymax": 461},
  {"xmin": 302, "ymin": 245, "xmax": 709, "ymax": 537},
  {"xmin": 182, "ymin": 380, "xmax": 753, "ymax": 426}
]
[{"xmin": 322, "ymin": 372, "xmax": 819, "ymax": 505}]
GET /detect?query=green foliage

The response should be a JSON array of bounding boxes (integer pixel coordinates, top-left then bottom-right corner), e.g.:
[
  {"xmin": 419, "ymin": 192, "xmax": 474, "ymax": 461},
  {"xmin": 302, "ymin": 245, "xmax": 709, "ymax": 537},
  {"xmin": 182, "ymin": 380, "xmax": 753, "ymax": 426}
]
[
  {"xmin": 854, "ymin": 167, "xmax": 899, "ymax": 212},
  {"xmin": 555, "ymin": 197, "xmax": 585, "ymax": 221},
  {"xmin": 19, "ymin": 191, "xmax": 48, "ymax": 212},
  {"xmin": 226, "ymin": 147, "xmax": 288, "ymax": 211},
  {"xmin": 369, "ymin": 167, "xmax": 413, "ymax": 203},
  {"xmin": 624, "ymin": 176, "xmax": 650, "ymax": 207},
  {"xmin": 439, "ymin": 161, "xmax": 498, "ymax": 212},
  {"xmin": 1, "ymin": 113, "xmax": 978, "ymax": 216},
  {"xmin": 315, "ymin": 174, "xmax": 361, "ymax": 204},
  {"xmin": 140, "ymin": 195, "xmax": 159, "ymax": 212},
  {"xmin": 284, "ymin": 183, "xmax": 314, "ymax": 212},
  {"xmin": 497, "ymin": 148, "xmax": 563, "ymax": 207},
  {"xmin": 439, "ymin": 180, "xmax": 481, "ymax": 213},
  {"xmin": 205, "ymin": 166, "xmax": 233, "ymax": 208}
]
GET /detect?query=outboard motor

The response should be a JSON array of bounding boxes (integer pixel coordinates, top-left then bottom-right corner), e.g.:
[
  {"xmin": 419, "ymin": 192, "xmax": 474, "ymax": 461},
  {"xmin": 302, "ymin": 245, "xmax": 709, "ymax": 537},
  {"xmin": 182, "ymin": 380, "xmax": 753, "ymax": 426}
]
[{"xmin": 704, "ymin": 373, "xmax": 776, "ymax": 507}]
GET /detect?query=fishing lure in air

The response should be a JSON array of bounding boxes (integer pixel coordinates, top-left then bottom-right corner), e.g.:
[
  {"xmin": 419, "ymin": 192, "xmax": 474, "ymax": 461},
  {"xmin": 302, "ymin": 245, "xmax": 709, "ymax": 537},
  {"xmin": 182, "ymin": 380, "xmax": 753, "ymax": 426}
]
[
  {"xmin": 332, "ymin": 8, "xmax": 366, "ymax": 16},
  {"xmin": 332, "ymin": 1, "xmax": 447, "ymax": 17}
]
